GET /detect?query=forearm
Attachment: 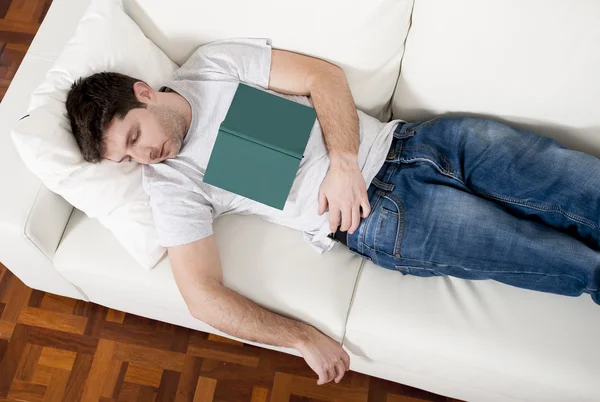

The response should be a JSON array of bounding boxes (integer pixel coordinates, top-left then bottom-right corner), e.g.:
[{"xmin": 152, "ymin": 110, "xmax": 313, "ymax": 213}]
[
  {"xmin": 308, "ymin": 67, "xmax": 360, "ymax": 170},
  {"xmin": 195, "ymin": 282, "xmax": 312, "ymax": 349}
]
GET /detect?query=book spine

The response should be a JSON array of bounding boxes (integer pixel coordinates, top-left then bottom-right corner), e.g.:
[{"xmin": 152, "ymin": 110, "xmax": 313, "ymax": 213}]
[{"xmin": 218, "ymin": 124, "xmax": 302, "ymax": 160}]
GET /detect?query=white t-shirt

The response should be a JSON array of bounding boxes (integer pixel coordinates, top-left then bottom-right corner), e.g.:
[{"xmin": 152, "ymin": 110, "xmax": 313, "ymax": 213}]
[{"xmin": 143, "ymin": 38, "xmax": 401, "ymax": 253}]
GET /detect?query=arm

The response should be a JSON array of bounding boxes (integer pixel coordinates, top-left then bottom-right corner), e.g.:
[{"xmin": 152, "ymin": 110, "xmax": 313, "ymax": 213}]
[
  {"xmin": 169, "ymin": 235, "xmax": 305, "ymax": 347},
  {"xmin": 268, "ymin": 49, "xmax": 371, "ymax": 234},
  {"xmin": 168, "ymin": 236, "xmax": 350, "ymax": 384},
  {"xmin": 269, "ymin": 50, "xmax": 359, "ymax": 162}
]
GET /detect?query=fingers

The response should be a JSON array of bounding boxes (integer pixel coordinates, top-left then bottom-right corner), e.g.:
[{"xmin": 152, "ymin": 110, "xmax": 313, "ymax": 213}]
[
  {"xmin": 328, "ymin": 207, "xmax": 341, "ymax": 233},
  {"xmin": 361, "ymin": 196, "xmax": 371, "ymax": 218},
  {"xmin": 323, "ymin": 187, "xmax": 371, "ymax": 233},
  {"xmin": 335, "ymin": 203, "xmax": 363, "ymax": 234},
  {"xmin": 334, "ymin": 360, "xmax": 346, "ymax": 383},
  {"xmin": 317, "ymin": 362, "xmax": 344, "ymax": 385},
  {"xmin": 318, "ymin": 189, "xmax": 327, "ymax": 216},
  {"xmin": 340, "ymin": 203, "xmax": 352, "ymax": 232},
  {"xmin": 341, "ymin": 199, "xmax": 366, "ymax": 234},
  {"xmin": 312, "ymin": 347, "xmax": 351, "ymax": 386},
  {"xmin": 349, "ymin": 205, "xmax": 360, "ymax": 234},
  {"xmin": 317, "ymin": 366, "xmax": 334, "ymax": 385},
  {"xmin": 341, "ymin": 349, "xmax": 351, "ymax": 371},
  {"xmin": 316, "ymin": 366, "xmax": 327, "ymax": 385},
  {"xmin": 328, "ymin": 366, "xmax": 337, "ymax": 384}
]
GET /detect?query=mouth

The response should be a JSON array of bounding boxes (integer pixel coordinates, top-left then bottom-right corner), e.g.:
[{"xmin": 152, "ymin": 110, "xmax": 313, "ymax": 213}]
[{"xmin": 158, "ymin": 143, "xmax": 165, "ymax": 160}]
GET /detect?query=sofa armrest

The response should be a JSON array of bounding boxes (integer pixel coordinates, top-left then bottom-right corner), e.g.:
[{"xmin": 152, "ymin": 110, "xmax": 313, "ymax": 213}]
[{"xmin": 0, "ymin": 54, "xmax": 85, "ymax": 300}]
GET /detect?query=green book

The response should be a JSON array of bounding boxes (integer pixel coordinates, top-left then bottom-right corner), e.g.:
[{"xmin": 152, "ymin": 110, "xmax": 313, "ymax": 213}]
[{"xmin": 203, "ymin": 83, "xmax": 317, "ymax": 210}]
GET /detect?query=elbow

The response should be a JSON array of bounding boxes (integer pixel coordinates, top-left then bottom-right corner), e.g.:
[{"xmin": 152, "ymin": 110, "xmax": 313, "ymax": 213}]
[
  {"xmin": 307, "ymin": 62, "xmax": 345, "ymax": 92},
  {"xmin": 183, "ymin": 296, "xmax": 205, "ymax": 323},
  {"xmin": 184, "ymin": 283, "xmax": 220, "ymax": 323},
  {"xmin": 187, "ymin": 303, "xmax": 205, "ymax": 322},
  {"xmin": 187, "ymin": 302, "xmax": 226, "ymax": 334}
]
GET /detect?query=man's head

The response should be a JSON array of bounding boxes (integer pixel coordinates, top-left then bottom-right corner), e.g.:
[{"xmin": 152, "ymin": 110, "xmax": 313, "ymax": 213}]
[{"xmin": 66, "ymin": 72, "xmax": 189, "ymax": 164}]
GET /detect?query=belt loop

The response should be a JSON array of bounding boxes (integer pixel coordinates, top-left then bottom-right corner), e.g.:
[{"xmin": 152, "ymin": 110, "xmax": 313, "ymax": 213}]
[
  {"xmin": 393, "ymin": 121, "xmax": 415, "ymax": 140},
  {"xmin": 371, "ymin": 177, "xmax": 395, "ymax": 192},
  {"xmin": 393, "ymin": 121, "xmax": 407, "ymax": 138}
]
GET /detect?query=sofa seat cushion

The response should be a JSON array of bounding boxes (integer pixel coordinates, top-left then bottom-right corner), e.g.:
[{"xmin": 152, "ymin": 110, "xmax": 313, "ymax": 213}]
[
  {"xmin": 54, "ymin": 210, "xmax": 362, "ymax": 342},
  {"xmin": 344, "ymin": 261, "xmax": 600, "ymax": 401}
]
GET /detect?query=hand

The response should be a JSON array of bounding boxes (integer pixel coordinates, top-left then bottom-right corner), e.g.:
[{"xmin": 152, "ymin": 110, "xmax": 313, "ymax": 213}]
[
  {"xmin": 318, "ymin": 157, "xmax": 371, "ymax": 234},
  {"xmin": 295, "ymin": 325, "xmax": 351, "ymax": 385}
]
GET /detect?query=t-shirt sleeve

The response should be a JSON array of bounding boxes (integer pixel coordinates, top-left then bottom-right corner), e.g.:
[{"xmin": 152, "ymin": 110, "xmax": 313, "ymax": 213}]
[
  {"xmin": 182, "ymin": 38, "xmax": 272, "ymax": 89},
  {"xmin": 147, "ymin": 182, "xmax": 214, "ymax": 248}
]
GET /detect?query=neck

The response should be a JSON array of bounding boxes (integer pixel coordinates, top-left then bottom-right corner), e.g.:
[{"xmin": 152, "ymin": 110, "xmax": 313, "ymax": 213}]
[{"xmin": 161, "ymin": 91, "xmax": 192, "ymax": 139}]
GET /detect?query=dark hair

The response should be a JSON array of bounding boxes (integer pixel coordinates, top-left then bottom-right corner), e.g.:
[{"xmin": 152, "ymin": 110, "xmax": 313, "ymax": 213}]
[{"xmin": 66, "ymin": 72, "xmax": 147, "ymax": 163}]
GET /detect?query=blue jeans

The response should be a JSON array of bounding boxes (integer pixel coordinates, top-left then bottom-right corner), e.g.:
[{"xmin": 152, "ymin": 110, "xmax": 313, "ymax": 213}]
[{"xmin": 347, "ymin": 117, "xmax": 600, "ymax": 305}]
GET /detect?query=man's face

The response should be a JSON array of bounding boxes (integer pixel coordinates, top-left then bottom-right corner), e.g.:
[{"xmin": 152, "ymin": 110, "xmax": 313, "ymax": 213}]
[{"xmin": 103, "ymin": 85, "xmax": 187, "ymax": 165}]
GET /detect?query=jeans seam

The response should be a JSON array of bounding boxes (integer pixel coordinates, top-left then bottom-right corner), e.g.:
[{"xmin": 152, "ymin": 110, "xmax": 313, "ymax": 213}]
[
  {"xmin": 359, "ymin": 192, "xmax": 384, "ymax": 255},
  {"xmin": 384, "ymin": 161, "xmax": 399, "ymax": 183},
  {"xmin": 398, "ymin": 156, "xmax": 466, "ymax": 186},
  {"xmin": 373, "ymin": 208, "xmax": 389, "ymax": 257},
  {"xmin": 408, "ymin": 117, "xmax": 441, "ymax": 133},
  {"xmin": 475, "ymin": 190, "xmax": 600, "ymax": 233},
  {"xmin": 365, "ymin": 245, "xmax": 397, "ymax": 260},
  {"xmin": 382, "ymin": 193, "xmax": 405, "ymax": 256},
  {"xmin": 395, "ymin": 263, "xmax": 599, "ymax": 292},
  {"xmin": 402, "ymin": 144, "xmax": 454, "ymax": 173},
  {"xmin": 395, "ymin": 265, "xmax": 441, "ymax": 275}
]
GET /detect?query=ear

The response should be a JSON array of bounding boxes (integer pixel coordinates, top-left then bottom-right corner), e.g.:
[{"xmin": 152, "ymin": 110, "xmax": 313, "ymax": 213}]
[{"xmin": 133, "ymin": 81, "xmax": 155, "ymax": 103}]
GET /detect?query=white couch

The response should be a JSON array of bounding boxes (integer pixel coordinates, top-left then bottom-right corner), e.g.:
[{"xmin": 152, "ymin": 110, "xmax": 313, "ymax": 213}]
[{"xmin": 2, "ymin": 0, "xmax": 600, "ymax": 400}]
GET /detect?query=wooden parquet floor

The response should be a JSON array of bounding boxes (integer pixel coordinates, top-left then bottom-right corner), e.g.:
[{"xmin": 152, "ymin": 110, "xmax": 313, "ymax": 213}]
[
  {"xmin": 0, "ymin": 0, "xmax": 51, "ymax": 101},
  {"xmin": 0, "ymin": 266, "xmax": 465, "ymax": 402},
  {"xmin": 0, "ymin": 1, "xmax": 466, "ymax": 401}
]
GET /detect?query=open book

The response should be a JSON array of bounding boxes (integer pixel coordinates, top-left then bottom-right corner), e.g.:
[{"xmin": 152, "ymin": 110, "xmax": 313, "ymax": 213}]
[{"xmin": 204, "ymin": 83, "xmax": 317, "ymax": 209}]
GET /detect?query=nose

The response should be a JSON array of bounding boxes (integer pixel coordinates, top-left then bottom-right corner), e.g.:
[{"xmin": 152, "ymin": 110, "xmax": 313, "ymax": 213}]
[{"xmin": 130, "ymin": 147, "xmax": 153, "ymax": 164}]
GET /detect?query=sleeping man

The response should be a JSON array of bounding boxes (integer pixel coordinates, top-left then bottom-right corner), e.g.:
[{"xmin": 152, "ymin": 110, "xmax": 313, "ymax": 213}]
[{"xmin": 66, "ymin": 38, "xmax": 600, "ymax": 385}]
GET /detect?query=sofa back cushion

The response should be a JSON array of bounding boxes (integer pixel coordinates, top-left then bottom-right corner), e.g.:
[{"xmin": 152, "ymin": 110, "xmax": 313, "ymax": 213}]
[
  {"xmin": 392, "ymin": 0, "xmax": 600, "ymax": 155},
  {"xmin": 123, "ymin": 0, "xmax": 415, "ymax": 121}
]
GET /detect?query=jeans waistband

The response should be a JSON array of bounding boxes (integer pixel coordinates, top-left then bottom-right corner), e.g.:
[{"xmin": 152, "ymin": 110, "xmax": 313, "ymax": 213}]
[
  {"xmin": 329, "ymin": 228, "xmax": 348, "ymax": 246},
  {"xmin": 332, "ymin": 122, "xmax": 407, "ymax": 251}
]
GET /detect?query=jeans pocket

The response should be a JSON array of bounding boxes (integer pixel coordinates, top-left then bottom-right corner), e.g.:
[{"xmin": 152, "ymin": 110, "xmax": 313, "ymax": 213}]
[{"xmin": 372, "ymin": 193, "xmax": 405, "ymax": 257}]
